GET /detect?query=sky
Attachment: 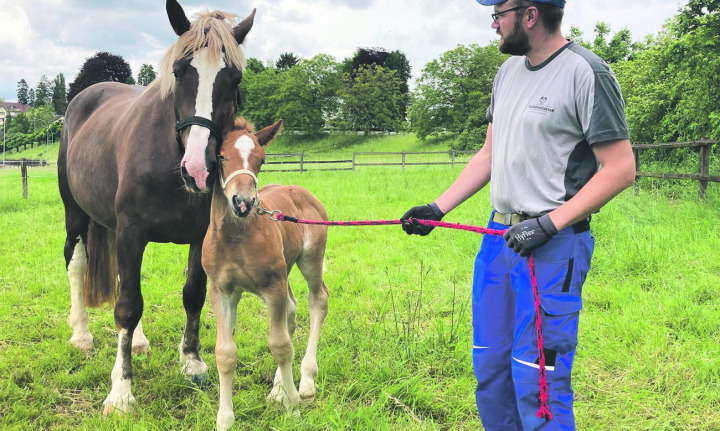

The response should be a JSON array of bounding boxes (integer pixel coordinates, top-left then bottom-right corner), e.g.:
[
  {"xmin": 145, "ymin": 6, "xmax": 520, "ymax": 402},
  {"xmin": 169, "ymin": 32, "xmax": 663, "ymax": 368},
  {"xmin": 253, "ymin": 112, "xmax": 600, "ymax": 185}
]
[{"xmin": 0, "ymin": 0, "xmax": 688, "ymax": 103}]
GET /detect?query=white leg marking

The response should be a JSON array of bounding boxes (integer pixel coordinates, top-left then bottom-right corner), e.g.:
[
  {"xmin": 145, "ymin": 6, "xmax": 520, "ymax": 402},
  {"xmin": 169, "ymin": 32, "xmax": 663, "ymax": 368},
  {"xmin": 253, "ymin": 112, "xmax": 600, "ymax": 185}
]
[
  {"xmin": 177, "ymin": 335, "xmax": 208, "ymax": 381},
  {"xmin": 67, "ymin": 238, "xmax": 93, "ymax": 351},
  {"xmin": 131, "ymin": 319, "xmax": 150, "ymax": 355},
  {"xmin": 212, "ymin": 290, "xmax": 241, "ymax": 431},
  {"xmin": 103, "ymin": 330, "xmax": 136, "ymax": 415}
]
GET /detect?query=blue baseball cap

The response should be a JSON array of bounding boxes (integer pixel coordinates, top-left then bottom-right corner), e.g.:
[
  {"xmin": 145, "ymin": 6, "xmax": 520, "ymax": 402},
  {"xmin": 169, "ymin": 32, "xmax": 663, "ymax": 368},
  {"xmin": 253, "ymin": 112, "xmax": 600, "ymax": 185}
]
[{"xmin": 477, "ymin": 0, "xmax": 565, "ymax": 7}]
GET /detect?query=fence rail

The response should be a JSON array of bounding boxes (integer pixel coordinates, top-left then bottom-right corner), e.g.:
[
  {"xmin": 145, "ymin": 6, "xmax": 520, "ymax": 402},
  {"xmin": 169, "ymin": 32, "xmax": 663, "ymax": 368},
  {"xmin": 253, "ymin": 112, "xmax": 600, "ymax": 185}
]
[
  {"xmin": 631, "ymin": 140, "xmax": 717, "ymax": 200},
  {"xmin": 3, "ymin": 144, "xmax": 718, "ymax": 200}
]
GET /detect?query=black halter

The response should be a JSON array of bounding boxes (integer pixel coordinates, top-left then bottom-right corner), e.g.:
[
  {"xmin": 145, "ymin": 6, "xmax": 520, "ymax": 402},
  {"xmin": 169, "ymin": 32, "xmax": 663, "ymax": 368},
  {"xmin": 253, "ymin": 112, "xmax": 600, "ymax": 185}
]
[{"xmin": 175, "ymin": 116, "xmax": 222, "ymax": 152}]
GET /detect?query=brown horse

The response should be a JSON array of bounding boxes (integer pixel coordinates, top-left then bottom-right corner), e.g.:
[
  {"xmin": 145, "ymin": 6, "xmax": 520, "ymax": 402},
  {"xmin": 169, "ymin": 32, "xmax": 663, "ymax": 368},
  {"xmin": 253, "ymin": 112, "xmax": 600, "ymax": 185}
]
[
  {"xmin": 203, "ymin": 119, "xmax": 329, "ymax": 430},
  {"xmin": 58, "ymin": 1, "xmax": 255, "ymax": 414}
]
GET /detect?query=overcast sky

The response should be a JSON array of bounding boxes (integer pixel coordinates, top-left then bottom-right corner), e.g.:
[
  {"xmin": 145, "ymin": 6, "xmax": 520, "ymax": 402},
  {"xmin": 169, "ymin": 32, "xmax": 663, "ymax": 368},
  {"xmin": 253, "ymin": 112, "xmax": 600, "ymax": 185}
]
[{"xmin": 0, "ymin": 0, "xmax": 687, "ymax": 103}]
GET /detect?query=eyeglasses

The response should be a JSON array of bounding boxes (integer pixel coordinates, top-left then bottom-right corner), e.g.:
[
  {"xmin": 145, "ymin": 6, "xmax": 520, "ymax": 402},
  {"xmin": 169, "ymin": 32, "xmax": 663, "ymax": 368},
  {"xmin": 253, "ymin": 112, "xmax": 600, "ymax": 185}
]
[{"xmin": 491, "ymin": 6, "xmax": 529, "ymax": 24}]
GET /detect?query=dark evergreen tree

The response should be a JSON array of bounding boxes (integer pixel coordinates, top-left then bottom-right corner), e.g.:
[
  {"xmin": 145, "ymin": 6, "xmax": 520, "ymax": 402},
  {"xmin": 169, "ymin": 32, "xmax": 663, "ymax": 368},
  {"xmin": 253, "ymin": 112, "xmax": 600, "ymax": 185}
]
[
  {"xmin": 67, "ymin": 52, "xmax": 133, "ymax": 102},
  {"xmin": 52, "ymin": 73, "xmax": 68, "ymax": 115},
  {"xmin": 276, "ymin": 52, "xmax": 300, "ymax": 71},
  {"xmin": 16, "ymin": 79, "xmax": 29, "ymax": 105}
]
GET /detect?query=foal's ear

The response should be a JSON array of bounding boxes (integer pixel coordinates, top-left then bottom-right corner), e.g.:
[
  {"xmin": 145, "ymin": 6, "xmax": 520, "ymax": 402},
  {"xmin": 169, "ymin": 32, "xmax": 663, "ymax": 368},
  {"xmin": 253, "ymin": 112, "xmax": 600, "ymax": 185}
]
[
  {"xmin": 233, "ymin": 9, "xmax": 256, "ymax": 44},
  {"xmin": 255, "ymin": 120, "xmax": 283, "ymax": 147},
  {"xmin": 167, "ymin": 0, "xmax": 191, "ymax": 36}
]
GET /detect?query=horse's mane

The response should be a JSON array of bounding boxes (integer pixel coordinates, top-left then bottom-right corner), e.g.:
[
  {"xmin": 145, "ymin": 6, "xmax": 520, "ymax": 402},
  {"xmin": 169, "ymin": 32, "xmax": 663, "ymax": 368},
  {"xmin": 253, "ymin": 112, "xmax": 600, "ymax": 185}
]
[
  {"xmin": 152, "ymin": 10, "xmax": 247, "ymax": 99},
  {"xmin": 232, "ymin": 117, "xmax": 254, "ymax": 133}
]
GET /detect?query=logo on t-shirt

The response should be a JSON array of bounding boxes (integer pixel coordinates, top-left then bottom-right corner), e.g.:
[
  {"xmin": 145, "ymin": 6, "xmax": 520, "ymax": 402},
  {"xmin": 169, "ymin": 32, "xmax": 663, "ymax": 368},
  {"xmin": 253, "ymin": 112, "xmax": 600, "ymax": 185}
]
[{"xmin": 528, "ymin": 96, "xmax": 555, "ymax": 115}]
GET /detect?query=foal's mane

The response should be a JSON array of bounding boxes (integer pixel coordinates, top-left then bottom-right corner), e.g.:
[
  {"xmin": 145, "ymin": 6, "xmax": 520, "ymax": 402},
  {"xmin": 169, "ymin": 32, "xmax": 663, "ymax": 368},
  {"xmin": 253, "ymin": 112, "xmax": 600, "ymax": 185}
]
[{"xmin": 153, "ymin": 10, "xmax": 248, "ymax": 99}]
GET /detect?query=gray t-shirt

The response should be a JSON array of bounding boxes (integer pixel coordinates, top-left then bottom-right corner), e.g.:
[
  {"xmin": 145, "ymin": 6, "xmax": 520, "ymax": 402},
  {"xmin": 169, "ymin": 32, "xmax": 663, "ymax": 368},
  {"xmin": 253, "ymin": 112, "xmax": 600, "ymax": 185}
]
[{"xmin": 486, "ymin": 41, "xmax": 629, "ymax": 217}]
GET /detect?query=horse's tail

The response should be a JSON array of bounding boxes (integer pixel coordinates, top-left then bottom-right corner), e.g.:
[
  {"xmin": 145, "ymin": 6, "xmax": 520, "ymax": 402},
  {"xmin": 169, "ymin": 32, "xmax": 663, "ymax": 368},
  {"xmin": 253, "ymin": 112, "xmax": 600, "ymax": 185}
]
[{"xmin": 84, "ymin": 220, "xmax": 119, "ymax": 307}]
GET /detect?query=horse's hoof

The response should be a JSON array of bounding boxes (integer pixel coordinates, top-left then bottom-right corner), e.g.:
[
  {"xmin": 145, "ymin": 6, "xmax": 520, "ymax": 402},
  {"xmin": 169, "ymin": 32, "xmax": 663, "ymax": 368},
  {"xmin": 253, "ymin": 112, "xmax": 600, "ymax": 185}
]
[
  {"xmin": 267, "ymin": 385, "xmax": 284, "ymax": 403},
  {"xmin": 217, "ymin": 412, "xmax": 235, "ymax": 431},
  {"xmin": 69, "ymin": 335, "xmax": 94, "ymax": 352},
  {"xmin": 298, "ymin": 380, "xmax": 316, "ymax": 401},
  {"xmin": 190, "ymin": 372, "xmax": 208, "ymax": 387},
  {"xmin": 131, "ymin": 343, "xmax": 150, "ymax": 356},
  {"xmin": 102, "ymin": 394, "xmax": 136, "ymax": 416}
]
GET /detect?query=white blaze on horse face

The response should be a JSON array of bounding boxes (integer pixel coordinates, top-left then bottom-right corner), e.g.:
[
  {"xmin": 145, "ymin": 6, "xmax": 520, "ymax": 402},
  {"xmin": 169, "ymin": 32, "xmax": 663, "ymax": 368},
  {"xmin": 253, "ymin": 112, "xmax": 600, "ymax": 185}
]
[
  {"xmin": 181, "ymin": 48, "xmax": 225, "ymax": 191},
  {"xmin": 234, "ymin": 135, "xmax": 255, "ymax": 170}
]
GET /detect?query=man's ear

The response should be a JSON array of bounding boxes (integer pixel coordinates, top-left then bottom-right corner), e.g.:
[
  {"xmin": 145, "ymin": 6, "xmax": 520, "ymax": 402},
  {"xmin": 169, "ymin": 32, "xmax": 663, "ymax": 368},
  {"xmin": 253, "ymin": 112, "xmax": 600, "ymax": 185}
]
[
  {"xmin": 526, "ymin": 6, "xmax": 539, "ymax": 29},
  {"xmin": 255, "ymin": 120, "xmax": 283, "ymax": 147}
]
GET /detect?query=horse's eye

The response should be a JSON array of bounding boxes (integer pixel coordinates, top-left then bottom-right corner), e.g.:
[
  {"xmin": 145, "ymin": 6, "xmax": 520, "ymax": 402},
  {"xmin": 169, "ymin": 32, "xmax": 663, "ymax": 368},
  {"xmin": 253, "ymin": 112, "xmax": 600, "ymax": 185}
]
[
  {"xmin": 261, "ymin": 158, "xmax": 265, "ymax": 165},
  {"xmin": 173, "ymin": 71, "xmax": 179, "ymax": 82},
  {"xmin": 218, "ymin": 155, "xmax": 225, "ymax": 162}
]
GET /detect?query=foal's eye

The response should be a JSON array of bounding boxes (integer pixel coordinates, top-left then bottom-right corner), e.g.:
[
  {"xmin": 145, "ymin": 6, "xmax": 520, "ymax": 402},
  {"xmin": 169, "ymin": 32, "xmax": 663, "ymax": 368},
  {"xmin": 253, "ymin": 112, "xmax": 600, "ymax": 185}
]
[{"xmin": 261, "ymin": 158, "xmax": 265, "ymax": 165}]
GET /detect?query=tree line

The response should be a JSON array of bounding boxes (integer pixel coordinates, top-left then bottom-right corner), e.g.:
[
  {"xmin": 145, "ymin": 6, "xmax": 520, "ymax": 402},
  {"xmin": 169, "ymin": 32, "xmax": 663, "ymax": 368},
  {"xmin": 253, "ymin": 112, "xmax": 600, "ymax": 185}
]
[{"xmin": 4, "ymin": 1, "xmax": 717, "ymax": 156}]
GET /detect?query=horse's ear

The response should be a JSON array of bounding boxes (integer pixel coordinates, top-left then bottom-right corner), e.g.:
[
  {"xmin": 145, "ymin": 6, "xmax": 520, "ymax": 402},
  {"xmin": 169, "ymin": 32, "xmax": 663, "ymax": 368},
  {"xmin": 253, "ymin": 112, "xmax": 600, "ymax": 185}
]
[
  {"xmin": 233, "ymin": 9, "xmax": 256, "ymax": 44},
  {"xmin": 255, "ymin": 120, "xmax": 282, "ymax": 147},
  {"xmin": 167, "ymin": 0, "xmax": 191, "ymax": 36}
]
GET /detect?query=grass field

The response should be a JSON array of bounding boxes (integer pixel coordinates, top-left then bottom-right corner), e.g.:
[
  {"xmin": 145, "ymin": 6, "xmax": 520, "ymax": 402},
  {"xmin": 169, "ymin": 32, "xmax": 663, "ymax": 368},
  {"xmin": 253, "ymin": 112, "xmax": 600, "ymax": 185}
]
[{"xmin": 1, "ymin": 140, "xmax": 720, "ymax": 430}]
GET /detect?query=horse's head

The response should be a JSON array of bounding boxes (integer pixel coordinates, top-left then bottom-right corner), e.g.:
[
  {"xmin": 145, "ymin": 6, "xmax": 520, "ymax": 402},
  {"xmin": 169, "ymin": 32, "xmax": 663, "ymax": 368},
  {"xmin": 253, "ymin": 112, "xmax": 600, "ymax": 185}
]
[
  {"xmin": 161, "ymin": 0, "xmax": 255, "ymax": 193},
  {"xmin": 218, "ymin": 119, "xmax": 283, "ymax": 217}
]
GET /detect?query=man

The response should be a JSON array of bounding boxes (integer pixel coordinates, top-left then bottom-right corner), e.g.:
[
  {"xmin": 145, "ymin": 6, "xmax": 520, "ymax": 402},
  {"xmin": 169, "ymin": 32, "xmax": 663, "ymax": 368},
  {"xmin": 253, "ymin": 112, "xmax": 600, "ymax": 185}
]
[{"xmin": 401, "ymin": 0, "xmax": 636, "ymax": 429}]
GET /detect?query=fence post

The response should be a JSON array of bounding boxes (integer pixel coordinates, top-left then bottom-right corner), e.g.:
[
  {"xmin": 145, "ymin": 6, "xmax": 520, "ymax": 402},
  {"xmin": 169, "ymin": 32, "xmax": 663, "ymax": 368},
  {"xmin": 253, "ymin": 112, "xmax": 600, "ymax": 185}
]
[
  {"xmin": 300, "ymin": 153, "xmax": 304, "ymax": 174},
  {"xmin": 402, "ymin": 152, "xmax": 406, "ymax": 172},
  {"xmin": 451, "ymin": 150, "xmax": 455, "ymax": 166},
  {"xmin": 699, "ymin": 143, "xmax": 710, "ymax": 200},
  {"xmin": 352, "ymin": 152, "xmax": 356, "ymax": 171},
  {"xmin": 632, "ymin": 148, "xmax": 640, "ymax": 195},
  {"xmin": 21, "ymin": 159, "xmax": 28, "ymax": 199}
]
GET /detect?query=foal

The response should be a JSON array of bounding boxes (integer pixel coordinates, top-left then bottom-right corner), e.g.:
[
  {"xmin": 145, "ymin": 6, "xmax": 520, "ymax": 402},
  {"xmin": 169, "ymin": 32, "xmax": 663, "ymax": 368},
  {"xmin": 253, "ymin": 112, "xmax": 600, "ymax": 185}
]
[{"xmin": 202, "ymin": 119, "xmax": 329, "ymax": 430}]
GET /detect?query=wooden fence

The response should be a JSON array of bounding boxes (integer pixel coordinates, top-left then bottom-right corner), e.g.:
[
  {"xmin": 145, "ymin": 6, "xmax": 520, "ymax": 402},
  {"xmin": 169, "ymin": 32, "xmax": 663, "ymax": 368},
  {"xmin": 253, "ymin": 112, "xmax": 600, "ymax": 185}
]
[
  {"xmin": 263, "ymin": 150, "xmax": 477, "ymax": 173},
  {"xmin": 2, "ymin": 144, "xmax": 718, "ymax": 200},
  {"xmin": 632, "ymin": 140, "xmax": 718, "ymax": 199}
]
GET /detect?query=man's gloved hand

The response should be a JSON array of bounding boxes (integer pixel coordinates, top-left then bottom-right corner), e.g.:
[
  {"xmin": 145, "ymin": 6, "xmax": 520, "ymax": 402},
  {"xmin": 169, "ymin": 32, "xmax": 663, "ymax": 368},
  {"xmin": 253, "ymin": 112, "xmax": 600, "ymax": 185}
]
[
  {"xmin": 401, "ymin": 202, "xmax": 445, "ymax": 236},
  {"xmin": 503, "ymin": 214, "xmax": 558, "ymax": 256}
]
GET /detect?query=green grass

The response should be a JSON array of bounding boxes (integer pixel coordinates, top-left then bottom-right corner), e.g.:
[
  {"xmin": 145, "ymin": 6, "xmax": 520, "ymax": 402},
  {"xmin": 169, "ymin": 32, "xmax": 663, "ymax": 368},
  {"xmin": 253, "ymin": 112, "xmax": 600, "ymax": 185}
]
[{"xmin": 1, "ymin": 145, "xmax": 719, "ymax": 429}]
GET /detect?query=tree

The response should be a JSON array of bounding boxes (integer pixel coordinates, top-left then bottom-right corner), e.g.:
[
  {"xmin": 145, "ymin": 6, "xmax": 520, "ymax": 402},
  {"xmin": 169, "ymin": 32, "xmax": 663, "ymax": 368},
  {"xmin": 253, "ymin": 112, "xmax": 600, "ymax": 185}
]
[
  {"xmin": 276, "ymin": 52, "xmax": 300, "ymax": 71},
  {"xmin": 67, "ymin": 52, "xmax": 133, "ymax": 102},
  {"xmin": 246, "ymin": 57, "xmax": 266, "ymax": 74},
  {"xmin": 28, "ymin": 89, "xmax": 36, "ymax": 107},
  {"xmin": 34, "ymin": 75, "xmax": 53, "ymax": 107},
  {"xmin": 52, "ymin": 73, "xmax": 67, "ymax": 115},
  {"xmin": 335, "ymin": 65, "xmax": 404, "ymax": 135},
  {"xmin": 137, "ymin": 64, "xmax": 157, "ymax": 86},
  {"xmin": 17, "ymin": 79, "xmax": 29, "ymax": 105},
  {"xmin": 408, "ymin": 44, "xmax": 506, "ymax": 147}
]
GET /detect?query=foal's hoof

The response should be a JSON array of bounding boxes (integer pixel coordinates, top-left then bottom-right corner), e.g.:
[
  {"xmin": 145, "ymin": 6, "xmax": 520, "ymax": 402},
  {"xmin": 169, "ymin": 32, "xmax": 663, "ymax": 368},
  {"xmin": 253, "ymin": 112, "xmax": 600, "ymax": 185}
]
[{"xmin": 69, "ymin": 334, "xmax": 94, "ymax": 352}]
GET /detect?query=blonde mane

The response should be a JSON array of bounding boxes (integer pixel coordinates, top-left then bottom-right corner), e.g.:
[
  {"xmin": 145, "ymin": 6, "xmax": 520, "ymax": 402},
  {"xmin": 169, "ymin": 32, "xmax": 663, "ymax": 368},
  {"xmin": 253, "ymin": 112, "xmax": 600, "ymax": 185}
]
[{"xmin": 152, "ymin": 10, "xmax": 247, "ymax": 98}]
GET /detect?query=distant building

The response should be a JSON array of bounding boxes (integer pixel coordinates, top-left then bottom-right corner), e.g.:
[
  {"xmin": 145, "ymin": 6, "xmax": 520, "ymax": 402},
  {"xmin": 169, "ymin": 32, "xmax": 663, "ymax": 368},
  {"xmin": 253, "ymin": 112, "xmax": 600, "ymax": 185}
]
[{"xmin": 0, "ymin": 102, "xmax": 31, "ymax": 127}]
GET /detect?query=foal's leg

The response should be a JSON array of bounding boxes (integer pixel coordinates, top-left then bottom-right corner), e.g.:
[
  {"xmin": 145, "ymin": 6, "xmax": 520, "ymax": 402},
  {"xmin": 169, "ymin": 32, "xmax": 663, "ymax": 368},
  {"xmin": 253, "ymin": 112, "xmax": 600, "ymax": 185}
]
[
  {"xmin": 103, "ymin": 226, "xmax": 147, "ymax": 415},
  {"xmin": 297, "ymin": 252, "xmax": 329, "ymax": 400},
  {"xmin": 210, "ymin": 284, "xmax": 241, "ymax": 431},
  {"xmin": 63, "ymin": 205, "xmax": 92, "ymax": 351},
  {"xmin": 266, "ymin": 281, "xmax": 301, "ymax": 410},
  {"xmin": 268, "ymin": 284, "xmax": 297, "ymax": 402},
  {"xmin": 178, "ymin": 243, "xmax": 209, "ymax": 385}
]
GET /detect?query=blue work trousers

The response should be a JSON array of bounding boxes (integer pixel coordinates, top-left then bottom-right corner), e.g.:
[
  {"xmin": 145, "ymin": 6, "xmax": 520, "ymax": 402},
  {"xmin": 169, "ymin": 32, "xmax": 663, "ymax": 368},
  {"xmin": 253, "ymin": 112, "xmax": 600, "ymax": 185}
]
[{"xmin": 472, "ymin": 212, "xmax": 594, "ymax": 431}]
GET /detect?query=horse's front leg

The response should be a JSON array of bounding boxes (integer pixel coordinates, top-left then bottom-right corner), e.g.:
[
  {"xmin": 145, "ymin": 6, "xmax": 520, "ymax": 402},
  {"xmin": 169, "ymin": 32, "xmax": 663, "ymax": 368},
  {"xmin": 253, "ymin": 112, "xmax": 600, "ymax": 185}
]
[
  {"xmin": 266, "ymin": 280, "xmax": 301, "ymax": 412},
  {"xmin": 103, "ymin": 226, "xmax": 147, "ymax": 415},
  {"xmin": 178, "ymin": 242, "xmax": 208, "ymax": 385},
  {"xmin": 210, "ymin": 284, "xmax": 241, "ymax": 431}
]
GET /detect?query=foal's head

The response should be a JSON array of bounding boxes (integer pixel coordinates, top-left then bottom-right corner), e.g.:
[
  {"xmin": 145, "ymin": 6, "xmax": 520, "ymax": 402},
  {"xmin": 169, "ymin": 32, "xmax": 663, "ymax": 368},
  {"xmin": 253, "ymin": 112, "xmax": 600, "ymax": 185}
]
[
  {"xmin": 157, "ymin": 0, "xmax": 255, "ymax": 193},
  {"xmin": 218, "ymin": 119, "xmax": 283, "ymax": 217}
]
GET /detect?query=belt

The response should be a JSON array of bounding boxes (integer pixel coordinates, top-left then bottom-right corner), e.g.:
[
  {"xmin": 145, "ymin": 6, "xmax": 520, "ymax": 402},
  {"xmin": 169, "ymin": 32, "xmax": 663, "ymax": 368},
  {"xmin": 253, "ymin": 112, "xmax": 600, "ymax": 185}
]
[{"xmin": 492, "ymin": 211, "xmax": 590, "ymax": 233}]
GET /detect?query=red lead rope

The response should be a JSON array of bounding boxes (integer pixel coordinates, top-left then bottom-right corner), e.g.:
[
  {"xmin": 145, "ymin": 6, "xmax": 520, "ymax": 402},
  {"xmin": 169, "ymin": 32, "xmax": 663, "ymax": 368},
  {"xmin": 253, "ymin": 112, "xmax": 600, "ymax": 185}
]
[{"xmin": 275, "ymin": 212, "xmax": 553, "ymax": 420}]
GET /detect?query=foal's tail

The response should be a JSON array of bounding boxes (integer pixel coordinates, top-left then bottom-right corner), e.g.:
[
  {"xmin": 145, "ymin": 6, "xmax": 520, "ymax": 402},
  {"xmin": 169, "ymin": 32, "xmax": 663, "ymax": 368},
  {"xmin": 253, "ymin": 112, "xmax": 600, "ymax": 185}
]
[{"xmin": 84, "ymin": 220, "xmax": 119, "ymax": 307}]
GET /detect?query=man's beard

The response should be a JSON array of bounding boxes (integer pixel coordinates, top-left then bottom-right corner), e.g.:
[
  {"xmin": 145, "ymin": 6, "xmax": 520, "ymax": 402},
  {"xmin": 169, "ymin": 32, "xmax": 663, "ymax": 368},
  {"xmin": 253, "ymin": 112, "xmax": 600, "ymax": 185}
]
[{"xmin": 499, "ymin": 18, "xmax": 531, "ymax": 56}]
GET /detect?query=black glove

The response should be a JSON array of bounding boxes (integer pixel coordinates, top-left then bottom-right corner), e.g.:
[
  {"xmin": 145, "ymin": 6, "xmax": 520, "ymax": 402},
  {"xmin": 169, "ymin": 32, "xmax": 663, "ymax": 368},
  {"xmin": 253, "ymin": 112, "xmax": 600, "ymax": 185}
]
[
  {"xmin": 401, "ymin": 202, "xmax": 445, "ymax": 236},
  {"xmin": 503, "ymin": 214, "xmax": 558, "ymax": 256}
]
